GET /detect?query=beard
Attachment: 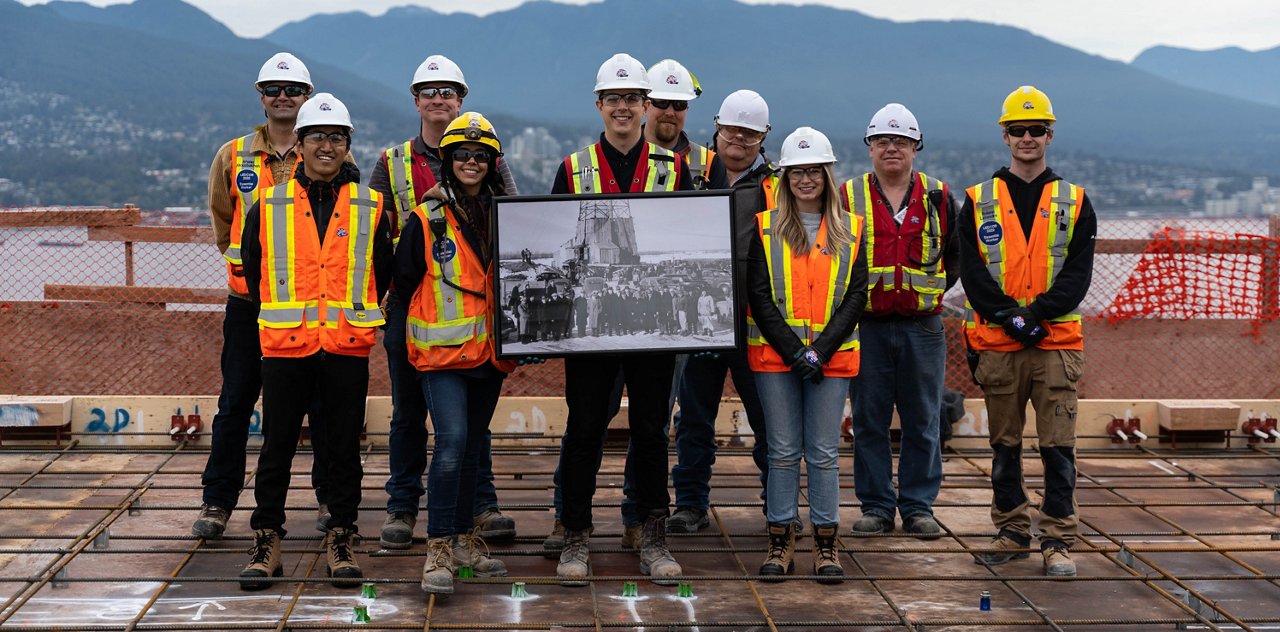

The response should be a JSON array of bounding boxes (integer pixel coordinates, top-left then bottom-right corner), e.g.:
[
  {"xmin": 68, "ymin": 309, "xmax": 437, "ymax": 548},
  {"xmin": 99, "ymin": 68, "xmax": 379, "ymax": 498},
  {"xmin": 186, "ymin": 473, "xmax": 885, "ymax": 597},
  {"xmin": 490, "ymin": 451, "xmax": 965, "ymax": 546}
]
[{"xmin": 652, "ymin": 119, "xmax": 680, "ymax": 145}]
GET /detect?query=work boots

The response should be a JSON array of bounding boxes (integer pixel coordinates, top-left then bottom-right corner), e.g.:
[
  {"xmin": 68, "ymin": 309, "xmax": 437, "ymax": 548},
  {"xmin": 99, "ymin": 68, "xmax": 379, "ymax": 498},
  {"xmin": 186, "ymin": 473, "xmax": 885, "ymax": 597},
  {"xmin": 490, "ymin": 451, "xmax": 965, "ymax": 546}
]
[
  {"xmin": 638, "ymin": 515, "xmax": 682, "ymax": 584},
  {"xmin": 973, "ymin": 531, "xmax": 1032, "ymax": 566},
  {"xmin": 543, "ymin": 519, "xmax": 566, "ymax": 559},
  {"xmin": 421, "ymin": 536, "xmax": 456, "ymax": 595},
  {"xmin": 474, "ymin": 508, "xmax": 517, "ymax": 540},
  {"xmin": 324, "ymin": 527, "xmax": 362, "ymax": 588},
  {"xmin": 1043, "ymin": 545, "xmax": 1077, "ymax": 576},
  {"xmin": 380, "ymin": 512, "xmax": 416, "ymax": 550},
  {"xmin": 453, "ymin": 531, "xmax": 509, "ymax": 577},
  {"xmin": 192, "ymin": 504, "xmax": 230, "ymax": 540},
  {"xmin": 557, "ymin": 528, "xmax": 591, "ymax": 586},
  {"xmin": 759, "ymin": 522, "xmax": 795, "ymax": 581},
  {"xmin": 239, "ymin": 528, "xmax": 283, "ymax": 591},
  {"xmin": 620, "ymin": 523, "xmax": 643, "ymax": 550},
  {"xmin": 812, "ymin": 525, "xmax": 844, "ymax": 584}
]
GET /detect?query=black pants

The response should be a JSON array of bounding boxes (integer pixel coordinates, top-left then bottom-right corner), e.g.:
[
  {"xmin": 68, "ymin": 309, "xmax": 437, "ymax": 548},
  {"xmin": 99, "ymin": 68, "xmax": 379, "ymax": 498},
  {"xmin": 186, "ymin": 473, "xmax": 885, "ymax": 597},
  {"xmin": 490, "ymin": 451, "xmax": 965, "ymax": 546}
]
[
  {"xmin": 201, "ymin": 296, "xmax": 328, "ymax": 509},
  {"xmin": 559, "ymin": 353, "xmax": 675, "ymax": 531},
  {"xmin": 251, "ymin": 352, "xmax": 368, "ymax": 535}
]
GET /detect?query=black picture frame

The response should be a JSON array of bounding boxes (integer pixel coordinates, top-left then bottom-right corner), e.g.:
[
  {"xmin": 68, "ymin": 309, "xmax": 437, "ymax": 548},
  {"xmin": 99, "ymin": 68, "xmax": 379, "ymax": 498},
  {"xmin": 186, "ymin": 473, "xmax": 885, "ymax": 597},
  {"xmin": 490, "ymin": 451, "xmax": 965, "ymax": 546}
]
[{"xmin": 493, "ymin": 190, "xmax": 740, "ymax": 358}]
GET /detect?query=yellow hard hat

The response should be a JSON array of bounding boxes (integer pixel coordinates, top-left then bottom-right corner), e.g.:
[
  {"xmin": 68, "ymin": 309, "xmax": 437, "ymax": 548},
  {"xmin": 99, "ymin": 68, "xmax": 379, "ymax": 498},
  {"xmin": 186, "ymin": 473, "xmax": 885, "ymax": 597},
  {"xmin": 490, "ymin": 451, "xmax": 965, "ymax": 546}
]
[
  {"xmin": 439, "ymin": 112, "xmax": 501, "ymax": 157},
  {"xmin": 998, "ymin": 85, "xmax": 1056, "ymax": 125}
]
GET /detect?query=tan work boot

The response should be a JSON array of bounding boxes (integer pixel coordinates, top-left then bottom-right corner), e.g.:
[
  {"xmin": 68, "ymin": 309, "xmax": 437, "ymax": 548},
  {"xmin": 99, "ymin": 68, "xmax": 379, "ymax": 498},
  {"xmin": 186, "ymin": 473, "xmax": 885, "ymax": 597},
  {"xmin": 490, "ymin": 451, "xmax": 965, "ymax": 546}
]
[
  {"xmin": 1043, "ymin": 545, "xmax": 1077, "ymax": 576},
  {"xmin": 324, "ymin": 527, "xmax": 362, "ymax": 588},
  {"xmin": 620, "ymin": 523, "xmax": 643, "ymax": 550},
  {"xmin": 239, "ymin": 528, "xmax": 283, "ymax": 591},
  {"xmin": 453, "ymin": 530, "xmax": 508, "ymax": 577},
  {"xmin": 542, "ymin": 519, "xmax": 566, "ymax": 559},
  {"xmin": 421, "ymin": 536, "xmax": 456, "ymax": 595},
  {"xmin": 473, "ymin": 507, "xmax": 517, "ymax": 540},
  {"xmin": 638, "ymin": 515, "xmax": 682, "ymax": 584},
  {"xmin": 973, "ymin": 531, "xmax": 1031, "ymax": 566},
  {"xmin": 557, "ymin": 528, "xmax": 591, "ymax": 586},
  {"xmin": 812, "ymin": 525, "xmax": 844, "ymax": 584},
  {"xmin": 759, "ymin": 523, "xmax": 795, "ymax": 581}
]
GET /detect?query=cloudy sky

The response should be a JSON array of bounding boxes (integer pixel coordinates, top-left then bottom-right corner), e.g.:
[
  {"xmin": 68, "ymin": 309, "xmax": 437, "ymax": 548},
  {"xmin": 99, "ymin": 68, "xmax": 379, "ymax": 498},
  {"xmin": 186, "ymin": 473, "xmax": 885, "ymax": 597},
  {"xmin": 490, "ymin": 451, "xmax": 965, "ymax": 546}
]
[{"xmin": 20, "ymin": 0, "xmax": 1280, "ymax": 61}]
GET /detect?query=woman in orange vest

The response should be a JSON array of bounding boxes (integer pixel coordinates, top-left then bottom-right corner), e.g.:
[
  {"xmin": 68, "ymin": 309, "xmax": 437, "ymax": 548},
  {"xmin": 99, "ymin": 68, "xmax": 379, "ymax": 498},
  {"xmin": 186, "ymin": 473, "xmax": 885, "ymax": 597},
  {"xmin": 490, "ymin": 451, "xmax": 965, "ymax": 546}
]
[
  {"xmin": 746, "ymin": 127, "xmax": 867, "ymax": 584},
  {"xmin": 396, "ymin": 112, "xmax": 529, "ymax": 596}
]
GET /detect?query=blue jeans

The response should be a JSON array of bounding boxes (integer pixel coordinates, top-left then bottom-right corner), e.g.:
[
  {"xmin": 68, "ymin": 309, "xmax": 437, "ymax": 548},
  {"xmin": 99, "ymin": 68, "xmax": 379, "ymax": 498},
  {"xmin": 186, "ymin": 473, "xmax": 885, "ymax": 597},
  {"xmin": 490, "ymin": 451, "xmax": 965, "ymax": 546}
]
[
  {"xmin": 202, "ymin": 296, "xmax": 327, "ymax": 509},
  {"xmin": 850, "ymin": 315, "xmax": 945, "ymax": 520},
  {"xmin": 673, "ymin": 350, "xmax": 768, "ymax": 511},
  {"xmin": 384, "ymin": 296, "xmax": 501, "ymax": 516},
  {"xmin": 755, "ymin": 371, "xmax": 848, "ymax": 528},
  {"xmin": 421, "ymin": 369, "xmax": 505, "ymax": 538}
]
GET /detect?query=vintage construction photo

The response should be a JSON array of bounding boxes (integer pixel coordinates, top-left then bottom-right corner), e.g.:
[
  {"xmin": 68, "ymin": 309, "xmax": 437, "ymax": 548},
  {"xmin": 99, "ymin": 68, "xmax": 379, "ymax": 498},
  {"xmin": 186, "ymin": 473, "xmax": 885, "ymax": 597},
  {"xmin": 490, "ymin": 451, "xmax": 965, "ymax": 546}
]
[{"xmin": 493, "ymin": 191, "xmax": 739, "ymax": 357}]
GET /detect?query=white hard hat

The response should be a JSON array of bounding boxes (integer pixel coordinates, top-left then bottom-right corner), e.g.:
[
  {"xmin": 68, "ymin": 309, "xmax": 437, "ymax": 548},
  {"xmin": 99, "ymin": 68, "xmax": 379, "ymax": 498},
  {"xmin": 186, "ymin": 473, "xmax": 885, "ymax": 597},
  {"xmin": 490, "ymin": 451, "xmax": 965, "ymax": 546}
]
[
  {"xmin": 294, "ymin": 93, "xmax": 354, "ymax": 133},
  {"xmin": 256, "ymin": 52, "xmax": 312, "ymax": 89},
  {"xmin": 715, "ymin": 89, "xmax": 770, "ymax": 133},
  {"xmin": 865, "ymin": 102, "xmax": 922, "ymax": 147},
  {"xmin": 410, "ymin": 54, "xmax": 469, "ymax": 97},
  {"xmin": 594, "ymin": 53, "xmax": 651, "ymax": 93},
  {"xmin": 777, "ymin": 126, "xmax": 837, "ymax": 167},
  {"xmin": 646, "ymin": 59, "xmax": 700, "ymax": 101}
]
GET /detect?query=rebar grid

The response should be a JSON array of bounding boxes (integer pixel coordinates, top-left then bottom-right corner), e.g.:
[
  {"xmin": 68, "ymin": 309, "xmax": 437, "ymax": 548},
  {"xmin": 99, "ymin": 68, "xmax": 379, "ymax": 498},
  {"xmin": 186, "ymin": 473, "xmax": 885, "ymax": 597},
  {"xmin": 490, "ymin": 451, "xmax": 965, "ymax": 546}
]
[{"xmin": 0, "ymin": 440, "xmax": 1278, "ymax": 630}]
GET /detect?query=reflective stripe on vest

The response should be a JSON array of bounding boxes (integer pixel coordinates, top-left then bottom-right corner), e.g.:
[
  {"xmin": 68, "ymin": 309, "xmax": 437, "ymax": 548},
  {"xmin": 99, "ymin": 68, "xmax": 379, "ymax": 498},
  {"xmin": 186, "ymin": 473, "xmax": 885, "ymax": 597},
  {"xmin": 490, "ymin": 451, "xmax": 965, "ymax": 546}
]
[
  {"xmin": 963, "ymin": 177, "xmax": 1083, "ymax": 350},
  {"xmin": 842, "ymin": 172, "xmax": 946, "ymax": 311},
  {"xmin": 224, "ymin": 133, "xmax": 269, "ymax": 266},
  {"xmin": 686, "ymin": 143, "xmax": 714, "ymax": 187},
  {"xmin": 567, "ymin": 143, "xmax": 678, "ymax": 194},
  {"xmin": 386, "ymin": 140, "xmax": 416, "ymax": 232},
  {"xmin": 258, "ymin": 181, "xmax": 386, "ymax": 352}
]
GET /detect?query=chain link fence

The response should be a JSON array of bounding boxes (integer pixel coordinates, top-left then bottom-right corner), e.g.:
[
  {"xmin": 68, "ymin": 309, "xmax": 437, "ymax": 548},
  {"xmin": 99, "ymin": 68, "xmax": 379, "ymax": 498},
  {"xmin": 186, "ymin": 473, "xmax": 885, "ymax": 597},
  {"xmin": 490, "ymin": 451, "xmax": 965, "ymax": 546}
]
[{"xmin": 1, "ymin": 206, "xmax": 1277, "ymax": 399}]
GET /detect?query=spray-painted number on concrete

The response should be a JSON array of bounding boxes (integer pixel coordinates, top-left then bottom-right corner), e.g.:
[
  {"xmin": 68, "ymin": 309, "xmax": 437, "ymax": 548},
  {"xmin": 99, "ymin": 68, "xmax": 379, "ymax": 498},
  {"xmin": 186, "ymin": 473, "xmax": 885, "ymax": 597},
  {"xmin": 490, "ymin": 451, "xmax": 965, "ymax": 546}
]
[{"xmin": 86, "ymin": 408, "xmax": 130, "ymax": 433}]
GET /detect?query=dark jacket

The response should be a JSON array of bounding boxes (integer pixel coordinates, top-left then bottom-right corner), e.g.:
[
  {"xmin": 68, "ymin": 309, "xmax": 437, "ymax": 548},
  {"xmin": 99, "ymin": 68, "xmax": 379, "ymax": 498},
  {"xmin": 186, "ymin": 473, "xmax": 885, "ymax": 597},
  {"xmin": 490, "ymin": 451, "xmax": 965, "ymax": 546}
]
[
  {"xmin": 958, "ymin": 166, "xmax": 1097, "ymax": 323},
  {"xmin": 242, "ymin": 162, "xmax": 393, "ymax": 304}
]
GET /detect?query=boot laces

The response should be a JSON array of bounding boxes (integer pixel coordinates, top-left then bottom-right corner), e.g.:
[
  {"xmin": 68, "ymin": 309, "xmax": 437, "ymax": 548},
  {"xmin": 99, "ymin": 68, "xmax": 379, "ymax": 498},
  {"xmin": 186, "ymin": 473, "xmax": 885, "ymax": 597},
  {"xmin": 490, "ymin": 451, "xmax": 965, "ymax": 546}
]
[
  {"xmin": 458, "ymin": 528, "xmax": 492, "ymax": 559},
  {"xmin": 426, "ymin": 537, "xmax": 454, "ymax": 568},
  {"xmin": 329, "ymin": 529, "xmax": 354, "ymax": 564},
  {"xmin": 642, "ymin": 519, "xmax": 672, "ymax": 557},
  {"xmin": 247, "ymin": 531, "xmax": 275, "ymax": 564},
  {"xmin": 766, "ymin": 533, "xmax": 790, "ymax": 561}
]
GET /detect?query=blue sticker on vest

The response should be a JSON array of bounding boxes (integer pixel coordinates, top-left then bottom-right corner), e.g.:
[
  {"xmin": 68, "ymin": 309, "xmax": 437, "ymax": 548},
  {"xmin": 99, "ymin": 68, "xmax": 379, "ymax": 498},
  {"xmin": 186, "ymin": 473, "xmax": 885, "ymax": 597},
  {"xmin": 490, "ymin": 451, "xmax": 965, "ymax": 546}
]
[
  {"xmin": 978, "ymin": 221, "xmax": 1003, "ymax": 246},
  {"xmin": 235, "ymin": 169, "xmax": 258, "ymax": 193},
  {"xmin": 432, "ymin": 237, "xmax": 457, "ymax": 263}
]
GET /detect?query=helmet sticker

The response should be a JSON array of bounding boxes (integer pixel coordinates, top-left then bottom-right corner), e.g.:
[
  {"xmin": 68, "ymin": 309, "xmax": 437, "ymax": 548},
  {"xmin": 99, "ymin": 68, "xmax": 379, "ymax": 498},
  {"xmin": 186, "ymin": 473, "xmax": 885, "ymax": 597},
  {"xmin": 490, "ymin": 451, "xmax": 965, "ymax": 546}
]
[
  {"xmin": 616, "ymin": 68, "xmax": 628, "ymax": 77},
  {"xmin": 888, "ymin": 119, "xmax": 900, "ymax": 128},
  {"xmin": 319, "ymin": 103, "xmax": 332, "ymax": 111},
  {"xmin": 1023, "ymin": 101, "xmax": 1035, "ymax": 110},
  {"xmin": 798, "ymin": 140, "xmax": 810, "ymax": 149},
  {"xmin": 276, "ymin": 61, "xmax": 289, "ymax": 70},
  {"xmin": 427, "ymin": 62, "xmax": 439, "ymax": 70},
  {"xmin": 666, "ymin": 74, "xmax": 678, "ymax": 85}
]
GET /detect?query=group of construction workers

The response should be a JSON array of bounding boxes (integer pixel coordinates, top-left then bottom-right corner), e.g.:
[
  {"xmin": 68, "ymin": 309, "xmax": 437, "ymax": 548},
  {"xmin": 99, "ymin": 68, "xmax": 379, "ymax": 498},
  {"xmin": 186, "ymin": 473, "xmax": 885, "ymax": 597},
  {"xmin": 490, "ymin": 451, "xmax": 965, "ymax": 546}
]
[{"xmin": 193, "ymin": 49, "xmax": 1096, "ymax": 594}]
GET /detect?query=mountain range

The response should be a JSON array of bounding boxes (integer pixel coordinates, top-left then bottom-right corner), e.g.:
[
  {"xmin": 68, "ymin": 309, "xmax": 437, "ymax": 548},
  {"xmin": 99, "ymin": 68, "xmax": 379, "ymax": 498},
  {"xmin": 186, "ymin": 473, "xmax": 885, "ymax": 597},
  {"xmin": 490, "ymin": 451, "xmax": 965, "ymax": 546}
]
[{"xmin": 1, "ymin": 0, "xmax": 1277, "ymax": 208}]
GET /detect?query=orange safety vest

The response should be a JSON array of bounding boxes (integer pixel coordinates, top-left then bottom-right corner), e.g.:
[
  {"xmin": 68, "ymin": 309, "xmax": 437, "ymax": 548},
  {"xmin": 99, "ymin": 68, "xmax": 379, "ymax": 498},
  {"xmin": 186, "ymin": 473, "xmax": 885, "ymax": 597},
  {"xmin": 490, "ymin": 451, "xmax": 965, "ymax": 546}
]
[
  {"xmin": 404, "ymin": 202, "xmax": 515, "ymax": 372},
  {"xmin": 746, "ymin": 209, "xmax": 864, "ymax": 377},
  {"xmin": 964, "ymin": 177, "xmax": 1085, "ymax": 352},
  {"xmin": 224, "ymin": 132, "xmax": 279, "ymax": 295},
  {"xmin": 382, "ymin": 140, "xmax": 439, "ymax": 244},
  {"xmin": 256, "ymin": 180, "xmax": 386, "ymax": 358},
  {"xmin": 841, "ymin": 171, "xmax": 947, "ymax": 314},
  {"xmin": 565, "ymin": 142, "xmax": 679, "ymax": 193}
]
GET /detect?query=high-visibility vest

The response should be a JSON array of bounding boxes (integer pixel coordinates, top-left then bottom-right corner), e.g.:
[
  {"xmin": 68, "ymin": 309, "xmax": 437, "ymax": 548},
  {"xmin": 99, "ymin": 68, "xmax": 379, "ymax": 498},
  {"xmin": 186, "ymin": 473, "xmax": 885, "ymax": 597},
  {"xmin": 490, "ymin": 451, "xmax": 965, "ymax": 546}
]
[
  {"xmin": 684, "ymin": 143, "xmax": 715, "ymax": 188},
  {"xmin": 404, "ymin": 202, "xmax": 515, "ymax": 373},
  {"xmin": 841, "ymin": 171, "xmax": 947, "ymax": 314},
  {"xmin": 963, "ymin": 177, "xmax": 1085, "ymax": 352},
  {"xmin": 224, "ymin": 132, "xmax": 280, "ymax": 295},
  {"xmin": 256, "ymin": 180, "xmax": 386, "ymax": 358},
  {"xmin": 746, "ymin": 209, "xmax": 865, "ymax": 377},
  {"xmin": 564, "ymin": 142, "xmax": 679, "ymax": 193},
  {"xmin": 382, "ymin": 140, "xmax": 439, "ymax": 244},
  {"xmin": 761, "ymin": 173, "xmax": 778, "ymax": 208}
]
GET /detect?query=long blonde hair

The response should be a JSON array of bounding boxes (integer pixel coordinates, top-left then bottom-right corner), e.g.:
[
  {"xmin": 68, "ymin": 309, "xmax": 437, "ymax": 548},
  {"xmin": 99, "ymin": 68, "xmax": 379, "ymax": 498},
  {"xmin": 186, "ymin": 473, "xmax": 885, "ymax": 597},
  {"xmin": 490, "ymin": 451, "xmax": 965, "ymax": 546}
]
[{"xmin": 772, "ymin": 164, "xmax": 853, "ymax": 257}]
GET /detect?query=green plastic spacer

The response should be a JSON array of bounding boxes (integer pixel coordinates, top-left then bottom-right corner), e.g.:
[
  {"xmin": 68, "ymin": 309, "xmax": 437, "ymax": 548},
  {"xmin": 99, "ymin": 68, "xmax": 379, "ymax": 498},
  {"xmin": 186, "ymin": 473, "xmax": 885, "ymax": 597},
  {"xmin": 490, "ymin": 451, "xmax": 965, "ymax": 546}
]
[
  {"xmin": 457, "ymin": 565, "xmax": 474, "ymax": 578},
  {"xmin": 360, "ymin": 582, "xmax": 377, "ymax": 601},
  {"xmin": 622, "ymin": 580, "xmax": 639, "ymax": 597},
  {"xmin": 511, "ymin": 581, "xmax": 529, "ymax": 599},
  {"xmin": 677, "ymin": 581, "xmax": 694, "ymax": 598},
  {"xmin": 351, "ymin": 604, "xmax": 370, "ymax": 624}
]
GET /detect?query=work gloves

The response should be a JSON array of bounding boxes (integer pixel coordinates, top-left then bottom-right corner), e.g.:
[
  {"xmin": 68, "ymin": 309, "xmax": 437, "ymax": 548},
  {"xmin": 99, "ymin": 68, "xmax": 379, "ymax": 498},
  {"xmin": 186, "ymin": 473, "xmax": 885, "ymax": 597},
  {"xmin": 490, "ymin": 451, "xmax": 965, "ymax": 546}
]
[
  {"xmin": 790, "ymin": 346, "xmax": 826, "ymax": 384},
  {"xmin": 995, "ymin": 307, "xmax": 1048, "ymax": 348}
]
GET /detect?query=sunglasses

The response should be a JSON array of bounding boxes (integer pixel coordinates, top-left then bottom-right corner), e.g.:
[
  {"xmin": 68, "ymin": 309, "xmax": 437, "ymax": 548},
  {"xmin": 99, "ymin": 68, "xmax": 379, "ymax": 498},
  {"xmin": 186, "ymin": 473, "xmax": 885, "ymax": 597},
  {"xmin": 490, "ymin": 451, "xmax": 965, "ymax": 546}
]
[
  {"xmin": 648, "ymin": 99, "xmax": 689, "ymax": 112},
  {"xmin": 452, "ymin": 148, "xmax": 493, "ymax": 164},
  {"xmin": 1005, "ymin": 124, "xmax": 1051, "ymax": 138},
  {"xmin": 415, "ymin": 86, "xmax": 460, "ymax": 99},
  {"xmin": 260, "ymin": 85, "xmax": 308, "ymax": 98}
]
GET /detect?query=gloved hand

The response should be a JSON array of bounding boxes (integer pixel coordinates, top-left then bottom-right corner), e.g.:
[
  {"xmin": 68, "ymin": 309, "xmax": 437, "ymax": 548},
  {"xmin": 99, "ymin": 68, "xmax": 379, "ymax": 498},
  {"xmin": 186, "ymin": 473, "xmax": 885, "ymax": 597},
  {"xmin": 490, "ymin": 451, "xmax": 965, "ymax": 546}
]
[
  {"xmin": 995, "ymin": 307, "xmax": 1045, "ymax": 348},
  {"xmin": 516, "ymin": 356, "xmax": 547, "ymax": 366},
  {"xmin": 790, "ymin": 346, "xmax": 825, "ymax": 384}
]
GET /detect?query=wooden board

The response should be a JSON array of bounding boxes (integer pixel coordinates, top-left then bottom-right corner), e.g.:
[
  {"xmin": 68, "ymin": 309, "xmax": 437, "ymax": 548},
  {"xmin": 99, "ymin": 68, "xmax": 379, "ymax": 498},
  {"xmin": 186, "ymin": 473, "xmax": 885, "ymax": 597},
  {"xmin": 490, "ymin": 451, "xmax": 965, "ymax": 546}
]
[
  {"xmin": 1157, "ymin": 399, "xmax": 1241, "ymax": 430},
  {"xmin": 0, "ymin": 207, "xmax": 140, "ymax": 227},
  {"xmin": 44, "ymin": 284, "xmax": 226, "ymax": 305},
  {"xmin": 87, "ymin": 226, "xmax": 215, "ymax": 244}
]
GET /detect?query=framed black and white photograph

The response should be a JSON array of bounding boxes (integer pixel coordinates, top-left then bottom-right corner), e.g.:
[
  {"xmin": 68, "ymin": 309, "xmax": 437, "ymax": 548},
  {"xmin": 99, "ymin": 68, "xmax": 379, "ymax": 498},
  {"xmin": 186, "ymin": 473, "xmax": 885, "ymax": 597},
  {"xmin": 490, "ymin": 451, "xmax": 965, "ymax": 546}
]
[{"xmin": 493, "ymin": 190, "xmax": 739, "ymax": 358}]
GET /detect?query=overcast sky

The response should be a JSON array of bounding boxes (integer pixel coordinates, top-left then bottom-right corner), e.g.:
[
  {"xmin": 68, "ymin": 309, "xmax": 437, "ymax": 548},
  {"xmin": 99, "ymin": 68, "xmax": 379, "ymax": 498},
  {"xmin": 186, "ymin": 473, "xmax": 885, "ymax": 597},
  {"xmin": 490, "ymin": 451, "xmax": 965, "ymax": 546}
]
[{"xmin": 20, "ymin": 0, "xmax": 1280, "ymax": 62}]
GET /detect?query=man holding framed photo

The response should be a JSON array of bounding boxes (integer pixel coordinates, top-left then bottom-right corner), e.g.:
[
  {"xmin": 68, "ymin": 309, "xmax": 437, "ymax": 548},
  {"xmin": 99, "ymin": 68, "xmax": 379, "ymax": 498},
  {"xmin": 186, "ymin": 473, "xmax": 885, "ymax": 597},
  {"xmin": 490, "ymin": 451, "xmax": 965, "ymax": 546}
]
[{"xmin": 549, "ymin": 52, "xmax": 693, "ymax": 586}]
